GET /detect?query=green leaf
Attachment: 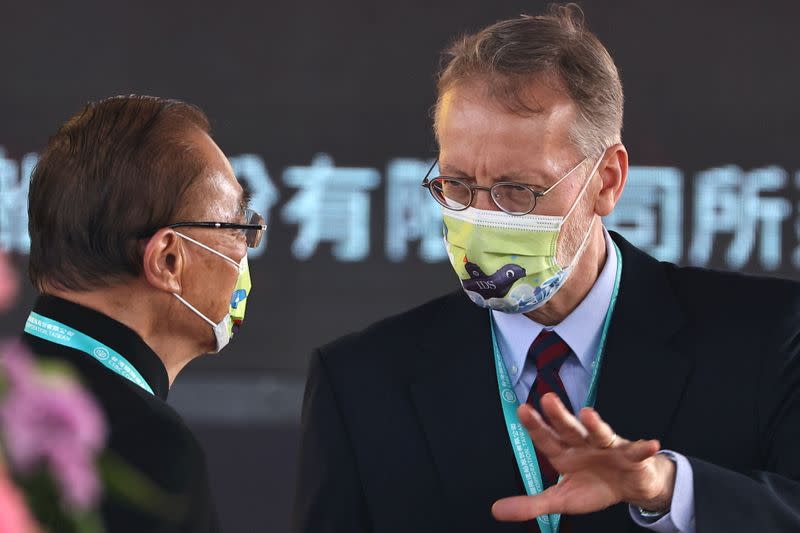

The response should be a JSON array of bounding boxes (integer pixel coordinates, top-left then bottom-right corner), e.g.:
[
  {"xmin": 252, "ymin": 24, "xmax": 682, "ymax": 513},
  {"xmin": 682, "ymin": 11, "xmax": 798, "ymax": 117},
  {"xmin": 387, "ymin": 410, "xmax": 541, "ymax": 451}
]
[
  {"xmin": 15, "ymin": 465, "xmax": 104, "ymax": 533},
  {"xmin": 98, "ymin": 453, "xmax": 188, "ymax": 523}
]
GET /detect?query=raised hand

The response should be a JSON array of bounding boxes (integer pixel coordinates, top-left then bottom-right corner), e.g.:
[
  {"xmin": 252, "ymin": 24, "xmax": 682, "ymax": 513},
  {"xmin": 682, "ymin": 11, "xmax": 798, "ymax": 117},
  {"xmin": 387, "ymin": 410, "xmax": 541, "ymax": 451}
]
[{"xmin": 492, "ymin": 393, "xmax": 677, "ymax": 522}]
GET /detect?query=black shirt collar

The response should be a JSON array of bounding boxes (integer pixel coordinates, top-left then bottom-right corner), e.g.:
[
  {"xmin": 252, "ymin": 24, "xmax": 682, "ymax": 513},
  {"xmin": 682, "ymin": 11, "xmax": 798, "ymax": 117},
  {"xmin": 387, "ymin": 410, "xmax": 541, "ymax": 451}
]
[{"xmin": 30, "ymin": 295, "xmax": 170, "ymax": 400}]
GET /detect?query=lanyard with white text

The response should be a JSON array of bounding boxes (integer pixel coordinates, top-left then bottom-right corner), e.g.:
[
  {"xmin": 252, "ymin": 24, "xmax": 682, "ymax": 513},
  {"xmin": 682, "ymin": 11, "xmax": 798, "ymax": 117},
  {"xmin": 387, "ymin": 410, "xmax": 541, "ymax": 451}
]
[
  {"xmin": 24, "ymin": 311, "xmax": 155, "ymax": 395},
  {"xmin": 490, "ymin": 241, "xmax": 623, "ymax": 533}
]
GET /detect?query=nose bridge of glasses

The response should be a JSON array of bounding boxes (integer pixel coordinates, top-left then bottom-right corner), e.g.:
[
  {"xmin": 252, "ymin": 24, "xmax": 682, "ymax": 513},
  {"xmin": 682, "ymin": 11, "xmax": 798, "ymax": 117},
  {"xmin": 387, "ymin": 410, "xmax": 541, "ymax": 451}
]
[{"xmin": 470, "ymin": 184, "xmax": 500, "ymax": 210}]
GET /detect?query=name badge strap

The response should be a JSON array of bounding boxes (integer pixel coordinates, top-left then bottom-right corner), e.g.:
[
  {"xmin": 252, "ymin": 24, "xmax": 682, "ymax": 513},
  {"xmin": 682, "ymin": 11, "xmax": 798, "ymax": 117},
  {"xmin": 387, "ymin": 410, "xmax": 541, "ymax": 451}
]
[
  {"xmin": 490, "ymin": 241, "xmax": 623, "ymax": 533},
  {"xmin": 24, "ymin": 312, "xmax": 155, "ymax": 395}
]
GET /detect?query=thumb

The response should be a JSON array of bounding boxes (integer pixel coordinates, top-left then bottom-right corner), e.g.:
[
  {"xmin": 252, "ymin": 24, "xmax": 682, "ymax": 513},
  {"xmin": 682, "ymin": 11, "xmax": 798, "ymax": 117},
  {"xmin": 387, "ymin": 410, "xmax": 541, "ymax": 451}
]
[{"xmin": 492, "ymin": 491, "xmax": 560, "ymax": 522}]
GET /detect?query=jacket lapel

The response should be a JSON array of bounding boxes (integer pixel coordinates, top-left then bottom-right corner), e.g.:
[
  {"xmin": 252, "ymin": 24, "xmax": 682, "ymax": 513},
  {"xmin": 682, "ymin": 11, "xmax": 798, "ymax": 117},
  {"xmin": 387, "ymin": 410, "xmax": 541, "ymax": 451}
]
[
  {"xmin": 596, "ymin": 233, "xmax": 695, "ymax": 444},
  {"xmin": 409, "ymin": 292, "xmax": 529, "ymax": 532}
]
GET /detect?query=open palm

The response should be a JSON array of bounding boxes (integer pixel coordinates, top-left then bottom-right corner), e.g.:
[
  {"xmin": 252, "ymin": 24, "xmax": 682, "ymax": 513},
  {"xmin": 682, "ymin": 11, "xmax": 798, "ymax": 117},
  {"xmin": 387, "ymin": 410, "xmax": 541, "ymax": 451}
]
[{"xmin": 492, "ymin": 393, "xmax": 676, "ymax": 522}]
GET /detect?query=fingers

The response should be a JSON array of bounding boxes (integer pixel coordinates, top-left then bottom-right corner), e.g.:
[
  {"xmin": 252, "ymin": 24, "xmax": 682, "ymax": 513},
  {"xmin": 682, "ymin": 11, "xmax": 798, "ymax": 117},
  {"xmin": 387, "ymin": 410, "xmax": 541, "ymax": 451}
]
[
  {"xmin": 623, "ymin": 439, "xmax": 661, "ymax": 462},
  {"xmin": 575, "ymin": 408, "xmax": 659, "ymax": 463},
  {"xmin": 492, "ymin": 490, "xmax": 560, "ymax": 522},
  {"xmin": 540, "ymin": 393, "xmax": 588, "ymax": 446},
  {"xmin": 518, "ymin": 404, "xmax": 565, "ymax": 457},
  {"xmin": 579, "ymin": 407, "xmax": 618, "ymax": 448},
  {"xmin": 523, "ymin": 395, "xmax": 659, "ymax": 468}
]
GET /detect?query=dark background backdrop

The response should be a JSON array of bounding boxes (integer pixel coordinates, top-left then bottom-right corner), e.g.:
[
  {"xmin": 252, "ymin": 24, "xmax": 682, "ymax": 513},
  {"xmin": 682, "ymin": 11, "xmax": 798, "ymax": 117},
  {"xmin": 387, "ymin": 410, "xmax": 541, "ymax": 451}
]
[{"xmin": 2, "ymin": 1, "xmax": 800, "ymax": 531}]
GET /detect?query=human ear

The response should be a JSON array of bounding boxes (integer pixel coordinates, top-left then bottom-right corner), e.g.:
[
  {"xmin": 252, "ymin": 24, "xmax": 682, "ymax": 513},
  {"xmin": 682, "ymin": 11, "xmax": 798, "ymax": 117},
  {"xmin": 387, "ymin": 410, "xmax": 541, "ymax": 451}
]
[
  {"xmin": 142, "ymin": 229, "xmax": 184, "ymax": 294},
  {"xmin": 594, "ymin": 144, "xmax": 628, "ymax": 217}
]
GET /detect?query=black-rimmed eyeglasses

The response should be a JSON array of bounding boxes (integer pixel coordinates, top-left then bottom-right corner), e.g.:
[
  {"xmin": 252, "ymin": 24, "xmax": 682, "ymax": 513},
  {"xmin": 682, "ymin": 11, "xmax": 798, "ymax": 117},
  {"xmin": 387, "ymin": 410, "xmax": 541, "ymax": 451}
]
[
  {"xmin": 164, "ymin": 208, "xmax": 267, "ymax": 248},
  {"xmin": 421, "ymin": 158, "xmax": 587, "ymax": 216}
]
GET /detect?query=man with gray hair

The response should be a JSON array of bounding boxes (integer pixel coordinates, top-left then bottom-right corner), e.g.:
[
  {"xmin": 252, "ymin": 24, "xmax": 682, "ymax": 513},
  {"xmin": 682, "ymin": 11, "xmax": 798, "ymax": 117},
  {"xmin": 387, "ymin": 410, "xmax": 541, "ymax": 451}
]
[
  {"xmin": 24, "ymin": 95, "xmax": 264, "ymax": 532},
  {"xmin": 293, "ymin": 5, "xmax": 800, "ymax": 532}
]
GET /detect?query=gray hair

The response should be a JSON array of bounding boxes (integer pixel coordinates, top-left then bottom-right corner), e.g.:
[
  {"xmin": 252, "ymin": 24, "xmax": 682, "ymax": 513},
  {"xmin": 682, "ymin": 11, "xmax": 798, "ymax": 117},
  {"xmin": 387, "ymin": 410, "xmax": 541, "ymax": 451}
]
[{"xmin": 434, "ymin": 3, "xmax": 623, "ymax": 157}]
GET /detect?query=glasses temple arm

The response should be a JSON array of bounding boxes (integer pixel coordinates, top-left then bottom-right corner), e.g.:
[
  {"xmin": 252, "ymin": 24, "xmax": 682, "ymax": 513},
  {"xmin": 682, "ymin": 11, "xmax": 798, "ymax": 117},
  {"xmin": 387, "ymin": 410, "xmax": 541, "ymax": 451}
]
[{"xmin": 536, "ymin": 157, "xmax": 588, "ymax": 197}]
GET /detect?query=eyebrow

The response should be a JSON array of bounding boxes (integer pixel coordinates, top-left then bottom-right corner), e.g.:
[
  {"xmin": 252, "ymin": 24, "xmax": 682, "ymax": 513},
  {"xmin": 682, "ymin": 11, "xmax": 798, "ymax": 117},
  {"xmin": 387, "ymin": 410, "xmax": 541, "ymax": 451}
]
[
  {"xmin": 239, "ymin": 190, "xmax": 252, "ymax": 216},
  {"xmin": 438, "ymin": 164, "xmax": 550, "ymax": 187}
]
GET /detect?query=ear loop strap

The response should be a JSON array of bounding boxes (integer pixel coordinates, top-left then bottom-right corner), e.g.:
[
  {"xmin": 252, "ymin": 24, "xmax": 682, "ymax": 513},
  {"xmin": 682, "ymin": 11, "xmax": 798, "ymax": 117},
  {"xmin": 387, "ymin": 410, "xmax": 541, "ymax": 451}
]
[
  {"xmin": 174, "ymin": 231, "xmax": 241, "ymax": 270},
  {"xmin": 568, "ymin": 216, "xmax": 597, "ymax": 268},
  {"xmin": 557, "ymin": 152, "xmax": 605, "ymax": 268},
  {"xmin": 562, "ymin": 153, "xmax": 605, "ymax": 223},
  {"xmin": 173, "ymin": 293, "xmax": 217, "ymax": 328},
  {"xmin": 172, "ymin": 231, "xmax": 239, "ymax": 327}
]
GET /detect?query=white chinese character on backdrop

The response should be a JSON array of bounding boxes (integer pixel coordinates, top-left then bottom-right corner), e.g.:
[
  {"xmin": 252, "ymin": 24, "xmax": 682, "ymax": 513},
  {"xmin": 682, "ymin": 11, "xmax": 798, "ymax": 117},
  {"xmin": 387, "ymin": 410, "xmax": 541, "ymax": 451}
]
[
  {"xmin": 0, "ymin": 148, "xmax": 38, "ymax": 253},
  {"xmin": 281, "ymin": 153, "xmax": 380, "ymax": 261},
  {"xmin": 690, "ymin": 166, "xmax": 790, "ymax": 270},
  {"xmin": 385, "ymin": 158, "xmax": 447, "ymax": 263},
  {"xmin": 604, "ymin": 166, "xmax": 683, "ymax": 263},
  {"xmin": 228, "ymin": 154, "xmax": 280, "ymax": 258}
]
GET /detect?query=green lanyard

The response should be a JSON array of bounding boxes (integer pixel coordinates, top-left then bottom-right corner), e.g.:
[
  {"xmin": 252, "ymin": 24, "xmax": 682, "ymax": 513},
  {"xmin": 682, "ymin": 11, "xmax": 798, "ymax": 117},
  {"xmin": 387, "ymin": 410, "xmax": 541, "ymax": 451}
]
[
  {"xmin": 489, "ymin": 242, "xmax": 622, "ymax": 533},
  {"xmin": 24, "ymin": 312, "xmax": 155, "ymax": 395}
]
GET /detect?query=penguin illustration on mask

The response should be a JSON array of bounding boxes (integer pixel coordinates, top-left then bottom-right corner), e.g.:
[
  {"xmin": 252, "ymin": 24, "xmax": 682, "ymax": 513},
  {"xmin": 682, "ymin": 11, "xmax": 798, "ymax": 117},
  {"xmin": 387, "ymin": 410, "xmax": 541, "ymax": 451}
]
[{"xmin": 461, "ymin": 261, "xmax": 527, "ymax": 300}]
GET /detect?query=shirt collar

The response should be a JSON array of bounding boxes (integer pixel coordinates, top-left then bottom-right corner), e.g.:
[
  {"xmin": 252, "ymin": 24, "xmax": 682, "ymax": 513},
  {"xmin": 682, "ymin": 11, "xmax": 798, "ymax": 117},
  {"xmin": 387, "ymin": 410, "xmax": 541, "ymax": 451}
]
[
  {"xmin": 492, "ymin": 228, "xmax": 617, "ymax": 385},
  {"xmin": 29, "ymin": 295, "xmax": 170, "ymax": 400}
]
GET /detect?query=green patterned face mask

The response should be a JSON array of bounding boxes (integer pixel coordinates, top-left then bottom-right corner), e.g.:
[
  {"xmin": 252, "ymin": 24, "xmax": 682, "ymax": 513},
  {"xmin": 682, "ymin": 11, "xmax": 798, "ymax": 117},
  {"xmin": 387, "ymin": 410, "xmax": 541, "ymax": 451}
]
[
  {"xmin": 442, "ymin": 156, "xmax": 602, "ymax": 314},
  {"xmin": 172, "ymin": 232, "xmax": 252, "ymax": 353}
]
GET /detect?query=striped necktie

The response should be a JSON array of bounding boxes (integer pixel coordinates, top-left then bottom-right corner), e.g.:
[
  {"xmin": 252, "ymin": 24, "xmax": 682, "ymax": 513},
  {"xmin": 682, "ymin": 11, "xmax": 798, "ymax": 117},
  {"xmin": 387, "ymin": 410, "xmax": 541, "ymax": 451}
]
[
  {"xmin": 524, "ymin": 329, "xmax": 575, "ymax": 533},
  {"xmin": 525, "ymin": 329, "xmax": 575, "ymax": 489}
]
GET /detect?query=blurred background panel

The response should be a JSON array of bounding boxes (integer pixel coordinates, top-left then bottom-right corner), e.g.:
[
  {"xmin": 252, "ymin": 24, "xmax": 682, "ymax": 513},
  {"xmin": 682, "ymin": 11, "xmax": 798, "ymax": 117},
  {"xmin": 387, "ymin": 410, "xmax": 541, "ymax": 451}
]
[{"xmin": 2, "ymin": 1, "xmax": 799, "ymax": 530}]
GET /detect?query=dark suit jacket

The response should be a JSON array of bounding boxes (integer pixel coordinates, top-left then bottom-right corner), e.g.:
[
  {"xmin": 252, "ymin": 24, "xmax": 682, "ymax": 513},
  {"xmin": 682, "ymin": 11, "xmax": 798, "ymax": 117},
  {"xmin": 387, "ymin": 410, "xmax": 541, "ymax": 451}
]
[
  {"xmin": 292, "ymin": 232, "xmax": 800, "ymax": 532},
  {"xmin": 22, "ymin": 296, "xmax": 219, "ymax": 533}
]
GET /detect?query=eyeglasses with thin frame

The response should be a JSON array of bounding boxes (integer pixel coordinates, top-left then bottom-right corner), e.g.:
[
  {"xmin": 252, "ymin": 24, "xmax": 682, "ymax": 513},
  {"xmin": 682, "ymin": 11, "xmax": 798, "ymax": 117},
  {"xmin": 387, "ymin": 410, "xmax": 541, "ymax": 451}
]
[
  {"xmin": 164, "ymin": 208, "xmax": 267, "ymax": 248},
  {"xmin": 421, "ymin": 158, "xmax": 588, "ymax": 216}
]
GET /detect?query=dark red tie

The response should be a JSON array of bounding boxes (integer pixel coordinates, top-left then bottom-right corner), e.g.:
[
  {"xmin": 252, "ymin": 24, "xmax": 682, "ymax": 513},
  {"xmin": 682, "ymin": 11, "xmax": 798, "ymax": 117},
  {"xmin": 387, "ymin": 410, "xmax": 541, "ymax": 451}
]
[{"xmin": 524, "ymin": 330, "xmax": 574, "ymax": 533}]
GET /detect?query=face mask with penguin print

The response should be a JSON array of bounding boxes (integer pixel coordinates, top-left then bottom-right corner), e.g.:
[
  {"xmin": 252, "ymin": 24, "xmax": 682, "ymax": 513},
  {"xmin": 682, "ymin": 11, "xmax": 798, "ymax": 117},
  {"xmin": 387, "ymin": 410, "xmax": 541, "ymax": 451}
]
[{"xmin": 442, "ymin": 154, "xmax": 603, "ymax": 314}]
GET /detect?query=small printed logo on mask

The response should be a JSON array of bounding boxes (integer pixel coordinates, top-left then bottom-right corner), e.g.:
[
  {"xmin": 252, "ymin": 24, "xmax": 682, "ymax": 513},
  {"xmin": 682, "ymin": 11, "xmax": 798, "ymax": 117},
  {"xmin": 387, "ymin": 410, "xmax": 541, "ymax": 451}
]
[
  {"xmin": 462, "ymin": 262, "xmax": 527, "ymax": 299},
  {"xmin": 93, "ymin": 347, "xmax": 110, "ymax": 360},
  {"xmin": 230, "ymin": 289, "xmax": 248, "ymax": 309}
]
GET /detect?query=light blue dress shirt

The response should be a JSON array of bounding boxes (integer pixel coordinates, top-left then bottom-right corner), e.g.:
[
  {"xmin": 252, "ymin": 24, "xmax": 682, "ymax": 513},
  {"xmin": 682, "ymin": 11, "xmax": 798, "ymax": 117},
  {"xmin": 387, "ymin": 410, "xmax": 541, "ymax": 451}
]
[{"xmin": 491, "ymin": 228, "xmax": 695, "ymax": 533}]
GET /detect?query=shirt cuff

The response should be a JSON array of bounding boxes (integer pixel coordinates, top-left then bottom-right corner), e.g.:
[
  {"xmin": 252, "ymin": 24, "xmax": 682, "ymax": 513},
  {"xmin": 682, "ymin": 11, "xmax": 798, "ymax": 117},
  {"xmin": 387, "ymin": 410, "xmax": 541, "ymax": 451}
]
[{"xmin": 628, "ymin": 450, "xmax": 696, "ymax": 532}]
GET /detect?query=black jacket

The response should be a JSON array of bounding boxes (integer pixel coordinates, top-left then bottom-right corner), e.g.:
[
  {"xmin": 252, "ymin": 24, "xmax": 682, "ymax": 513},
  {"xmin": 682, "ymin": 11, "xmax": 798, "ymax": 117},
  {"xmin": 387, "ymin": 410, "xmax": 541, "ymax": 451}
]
[
  {"xmin": 292, "ymin": 232, "xmax": 800, "ymax": 532},
  {"xmin": 22, "ymin": 296, "xmax": 219, "ymax": 533}
]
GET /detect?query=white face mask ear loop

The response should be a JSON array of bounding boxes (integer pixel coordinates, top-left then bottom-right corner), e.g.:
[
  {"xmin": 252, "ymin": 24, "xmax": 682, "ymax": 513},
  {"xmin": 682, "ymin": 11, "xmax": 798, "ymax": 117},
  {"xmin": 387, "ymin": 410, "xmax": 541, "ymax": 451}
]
[
  {"xmin": 554, "ymin": 152, "xmax": 604, "ymax": 269},
  {"xmin": 568, "ymin": 215, "xmax": 598, "ymax": 269},
  {"xmin": 173, "ymin": 231, "xmax": 241, "ymax": 270},
  {"xmin": 562, "ymin": 152, "xmax": 605, "ymax": 225},
  {"xmin": 173, "ymin": 293, "xmax": 217, "ymax": 328}
]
